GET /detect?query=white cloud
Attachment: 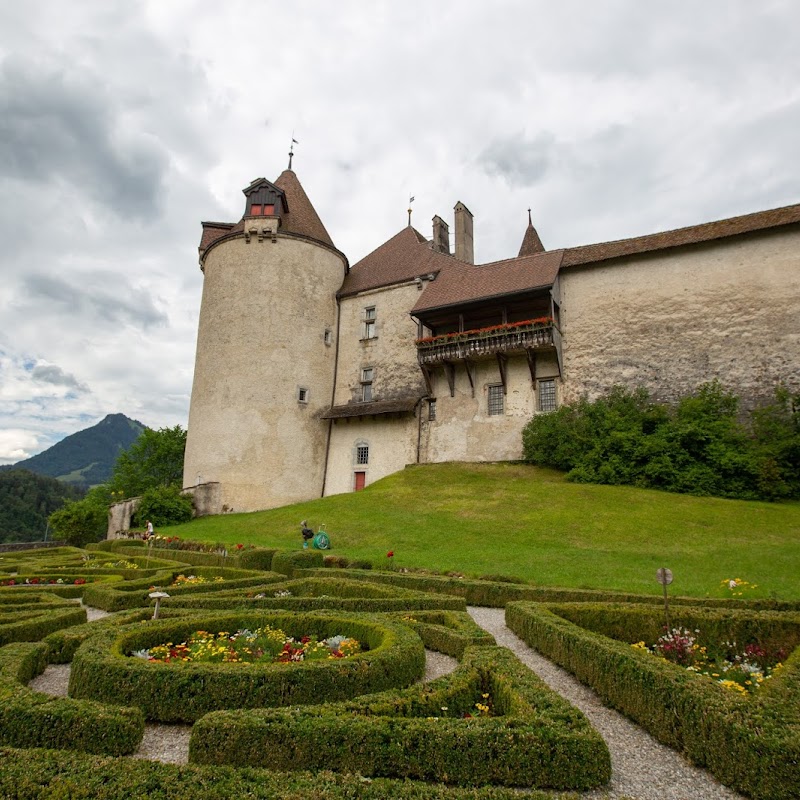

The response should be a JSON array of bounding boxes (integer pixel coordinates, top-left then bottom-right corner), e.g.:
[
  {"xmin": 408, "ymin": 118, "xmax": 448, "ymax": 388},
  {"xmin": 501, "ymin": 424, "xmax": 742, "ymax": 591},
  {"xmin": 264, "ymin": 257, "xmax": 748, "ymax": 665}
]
[{"xmin": 0, "ymin": 1, "xmax": 799, "ymax": 459}]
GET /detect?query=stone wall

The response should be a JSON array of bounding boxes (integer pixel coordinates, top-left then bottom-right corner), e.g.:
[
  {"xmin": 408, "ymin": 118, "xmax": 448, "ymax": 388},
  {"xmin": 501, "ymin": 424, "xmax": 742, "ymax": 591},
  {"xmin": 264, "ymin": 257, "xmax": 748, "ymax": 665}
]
[
  {"xmin": 334, "ymin": 282, "xmax": 428, "ymax": 406},
  {"xmin": 184, "ymin": 233, "xmax": 346, "ymax": 513},
  {"xmin": 420, "ymin": 353, "xmax": 560, "ymax": 463},
  {"xmin": 107, "ymin": 497, "xmax": 140, "ymax": 538},
  {"xmin": 324, "ymin": 414, "xmax": 419, "ymax": 496},
  {"xmin": 558, "ymin": 227, "xmax": 800, "ymax": 409}
]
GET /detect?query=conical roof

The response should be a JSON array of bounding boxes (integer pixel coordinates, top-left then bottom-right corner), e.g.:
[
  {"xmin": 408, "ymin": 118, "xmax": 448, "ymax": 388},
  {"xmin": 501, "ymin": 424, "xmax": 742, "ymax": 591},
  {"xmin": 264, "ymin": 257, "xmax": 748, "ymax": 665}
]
[
  {"xmin": 518, "ymin": 210, "xmax": 545, "ymax": 257},
  {"xmin": 273, "ymin": 169, "xmax": 335, "ymax": 248}
]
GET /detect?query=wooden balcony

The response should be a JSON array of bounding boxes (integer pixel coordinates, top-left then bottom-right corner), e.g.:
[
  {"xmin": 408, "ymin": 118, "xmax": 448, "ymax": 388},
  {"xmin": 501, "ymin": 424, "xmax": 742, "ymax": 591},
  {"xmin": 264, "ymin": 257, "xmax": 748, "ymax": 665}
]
[{"xmin": 416, "ymin": 321, "xmax": 557, "ymax": 365}]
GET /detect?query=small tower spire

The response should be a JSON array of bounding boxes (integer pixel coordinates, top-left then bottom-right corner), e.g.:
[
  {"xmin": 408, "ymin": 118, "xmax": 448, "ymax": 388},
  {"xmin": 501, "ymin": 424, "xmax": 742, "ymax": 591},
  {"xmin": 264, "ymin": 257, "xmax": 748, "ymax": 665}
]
[
  {"xmin": 407, "ymin": 195, "xmax": 415, "ymax": 226},
  {"xmin": 288, "ymin": 136, "xmax": 298, "ymax": 170}
]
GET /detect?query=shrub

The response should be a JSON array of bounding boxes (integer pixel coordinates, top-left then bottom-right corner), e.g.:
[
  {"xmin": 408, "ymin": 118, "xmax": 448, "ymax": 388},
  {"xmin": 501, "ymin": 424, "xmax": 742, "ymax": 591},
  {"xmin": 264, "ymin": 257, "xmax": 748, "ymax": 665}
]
[
  {"xmin": 506, "ymin": 601, "xmax": 800, "ymax": 800},
  {"xmin": 271, "ymin": 549, "xmax": 324, "ymax": 576},
  {"xmin": 69, "ymin": 612, "xmax": 426, "ymax": 723},
  {"xmin": 522, "ymin": 382, "xmax": 796, "ymax": 500},
  {"xmin": 133, "ymin": 485, "xmax": 194, "ymax": 528},
  {"xmin": 0, "ymin": 748, "xmax": 569, "ymax": 799},
  {"xmin": 190, "ymin": 646, "xmax": 611, "ymax": 790},
  {"xmin": 0, "ymin": 641, "xmax": 144, "ymax": 756}
]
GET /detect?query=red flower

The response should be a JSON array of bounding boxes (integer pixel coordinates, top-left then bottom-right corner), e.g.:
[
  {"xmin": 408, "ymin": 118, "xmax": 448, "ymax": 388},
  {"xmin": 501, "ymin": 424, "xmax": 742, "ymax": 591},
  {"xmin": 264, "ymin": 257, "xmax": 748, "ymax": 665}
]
[
  {"xmin": 236, "ymin": 543, "xmax": 244, "ymax": 550},
  {"xmin": 74, "ymin": 578, "xmax": 86, "ymax": 585},
  {"xmin": 387, "ymin": 551, "xmax": 394, "ymax": 558}
]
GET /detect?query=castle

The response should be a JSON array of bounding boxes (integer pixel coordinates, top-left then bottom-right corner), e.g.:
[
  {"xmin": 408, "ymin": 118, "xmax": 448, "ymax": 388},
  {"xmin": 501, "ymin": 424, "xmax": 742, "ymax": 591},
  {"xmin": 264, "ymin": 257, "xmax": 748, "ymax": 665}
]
[{"xmin": 183, "ymin": 167, "xmax": 800, "ymax": 514}]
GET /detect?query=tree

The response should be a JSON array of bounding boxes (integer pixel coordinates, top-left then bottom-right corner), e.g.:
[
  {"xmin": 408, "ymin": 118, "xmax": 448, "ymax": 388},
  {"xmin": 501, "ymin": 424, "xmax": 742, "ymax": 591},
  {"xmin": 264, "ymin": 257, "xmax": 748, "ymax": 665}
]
[
  {"xmin": 48, "ymin": 485, "xmax": 112, "ymax": 547},
  {"xmin": 109, "ymin": 425, "xmax": 187, "ymax": 498}
]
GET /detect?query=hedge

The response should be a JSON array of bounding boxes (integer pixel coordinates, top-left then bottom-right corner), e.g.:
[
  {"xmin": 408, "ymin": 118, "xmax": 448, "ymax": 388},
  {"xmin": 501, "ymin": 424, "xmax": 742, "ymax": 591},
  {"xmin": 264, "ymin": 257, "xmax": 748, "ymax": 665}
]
[
  {"xmin": 91, "ymin": 540, "xmax": 278, "ymax": 570},
  {"xmin": 505, "ymin": 601, "xmax": 800, "ymax": 800},
  {"xmin": 0, "ymin": 604, "xmax": 86, "ymax": 647},
  {"xmin": 0, "ymin": 748, "xmax": 575, "ymax": 800},
  {"xmin": 69, "ymin": 611, "xmax": 426, "ymax": 723},
  {"xmin": 297, "ymin": 567, "xmax": 800, "ymax": 611},
  {"xmin": 387, "ymin": 610, "xmax": 496, "ymax": 658},
  {"xmin": 271, "ymin": 549, "xmax": 324, "ymax": 576},
  {"xmin": 0, "ymin": 642, "xmax": 144, "ymax": 756},
  {"xmin": 162, "ymin": 577, "xmax": 467, "ymax": 614},
  {"xmin": 544, "ymin": 602, "xmax": 800, "ymax": 656},
  {"xmin": 190, "ymin": 645, "xmax": 611, "ymax": 790},
  {"xmin": 81, "ymin": 568, "xmax": 285, "ymax": 611}
]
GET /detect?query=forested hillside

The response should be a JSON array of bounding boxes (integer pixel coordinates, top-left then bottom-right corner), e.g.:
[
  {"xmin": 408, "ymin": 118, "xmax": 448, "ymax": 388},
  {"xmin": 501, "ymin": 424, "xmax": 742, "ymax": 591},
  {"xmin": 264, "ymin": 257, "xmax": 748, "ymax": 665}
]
[
  {"xmin": 0, "ymin": 414, "xmax": 145, "ymax": 487},
  {"xmin": 0, "ymin": 469, "xmax": 82, "ymax": 543}
]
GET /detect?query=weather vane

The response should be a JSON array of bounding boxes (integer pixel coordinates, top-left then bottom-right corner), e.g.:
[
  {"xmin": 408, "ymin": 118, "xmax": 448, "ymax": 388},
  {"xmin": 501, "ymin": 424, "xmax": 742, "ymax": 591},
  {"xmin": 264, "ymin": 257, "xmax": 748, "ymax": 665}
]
[
  {"xmin": 288, "ymin": 134, "xmax": 298, "ymax": 170},
  {"xmin": 408, "ymin": 195, "xmax": 415, "ymax": 226}
]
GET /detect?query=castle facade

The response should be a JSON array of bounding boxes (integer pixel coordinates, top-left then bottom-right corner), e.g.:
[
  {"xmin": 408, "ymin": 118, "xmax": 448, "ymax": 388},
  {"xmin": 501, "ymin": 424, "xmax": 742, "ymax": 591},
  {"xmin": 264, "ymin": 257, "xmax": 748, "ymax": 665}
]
[{"xmin": 183, "ymin": 169, "xmax": 800, "ymax": 514}]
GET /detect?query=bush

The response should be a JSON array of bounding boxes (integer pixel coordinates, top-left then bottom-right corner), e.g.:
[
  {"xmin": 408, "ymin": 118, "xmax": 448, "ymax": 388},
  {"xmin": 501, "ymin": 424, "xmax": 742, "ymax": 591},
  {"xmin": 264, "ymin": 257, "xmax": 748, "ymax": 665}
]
[
  {"xmin": 47, "ymin": 486, "xmax": 111, "ymax": 547},
  {"xmin": 0, "ymin": 642, "xmax": 144, "ymax": 755},
  {"xmin": 190, "ymin": 645, "xmax": 611, "ymax": 790},
  {"xmin": 522, "ymin": 382, "xmax": 798, "ymax": 500},
  {"xmin": 69, "ymin": 612, "xmax": 426, "ymax": 723},
  {"xmin": 0, "ymin": 748, "xmax": 570, "ymax": 800},
  {"xmin": 506, "ymin": 601, "xmax": 800, "ymax": 800},
  {"xmin": 271, "ymin": 549, "xmax": 324, "ymax": 576},
  {"xmin": 133, "ymin": 485, "xmax": 194, "ymax": 528}
]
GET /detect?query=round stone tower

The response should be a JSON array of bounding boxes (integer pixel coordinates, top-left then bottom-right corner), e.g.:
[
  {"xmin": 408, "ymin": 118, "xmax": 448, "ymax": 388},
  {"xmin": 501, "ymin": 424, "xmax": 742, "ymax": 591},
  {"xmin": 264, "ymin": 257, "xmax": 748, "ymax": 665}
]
[{"xmin": 183, "ymin": 170, "xmax": 347, "ymax": 513}]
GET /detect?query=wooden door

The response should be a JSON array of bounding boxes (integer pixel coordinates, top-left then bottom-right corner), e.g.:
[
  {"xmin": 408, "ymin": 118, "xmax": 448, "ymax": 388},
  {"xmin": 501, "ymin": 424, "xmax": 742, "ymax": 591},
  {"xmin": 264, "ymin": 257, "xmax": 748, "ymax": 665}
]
[{"xmin": 354, "ymin": 471, "xmax": 366, "ymax": 491}]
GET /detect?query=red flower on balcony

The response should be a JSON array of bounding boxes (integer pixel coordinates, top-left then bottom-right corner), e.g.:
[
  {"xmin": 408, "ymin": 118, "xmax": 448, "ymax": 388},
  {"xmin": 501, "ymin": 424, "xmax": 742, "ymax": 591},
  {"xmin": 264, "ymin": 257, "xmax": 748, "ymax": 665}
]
[{"xmin": 416, "ymin": 317, "xmax": 553, "ymax": 345}]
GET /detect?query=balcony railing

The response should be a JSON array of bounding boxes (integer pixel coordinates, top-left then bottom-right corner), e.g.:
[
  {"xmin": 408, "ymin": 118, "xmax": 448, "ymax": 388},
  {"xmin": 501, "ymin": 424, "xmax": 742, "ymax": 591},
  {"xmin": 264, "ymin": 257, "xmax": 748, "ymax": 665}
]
[{"xmin": 416, "ymin": 320, "xmax": 556, "ymax": 365}]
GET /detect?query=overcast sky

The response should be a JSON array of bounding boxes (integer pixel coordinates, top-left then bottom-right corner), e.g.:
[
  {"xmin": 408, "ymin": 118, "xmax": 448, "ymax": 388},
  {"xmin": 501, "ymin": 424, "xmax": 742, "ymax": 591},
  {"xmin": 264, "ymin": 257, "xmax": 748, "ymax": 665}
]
[{"xmin": 1, "ymin": 1, "xmax": 798, "ymax": 463}]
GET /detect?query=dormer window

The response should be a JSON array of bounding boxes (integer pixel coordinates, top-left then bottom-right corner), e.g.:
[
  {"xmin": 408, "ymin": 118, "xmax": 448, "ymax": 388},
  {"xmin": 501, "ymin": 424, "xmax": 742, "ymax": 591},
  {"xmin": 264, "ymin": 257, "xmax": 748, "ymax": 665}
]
[{"xmin": 243, "ymin": 178, "xmax": 287, "ymax": 220}]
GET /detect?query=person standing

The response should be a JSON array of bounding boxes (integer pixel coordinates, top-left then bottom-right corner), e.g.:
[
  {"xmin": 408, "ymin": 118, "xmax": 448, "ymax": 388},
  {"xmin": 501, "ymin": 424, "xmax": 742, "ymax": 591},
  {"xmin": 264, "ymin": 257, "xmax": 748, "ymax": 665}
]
[{"xmin": 145, "ymin": 520, "xmax": 154, "ymax": 539}]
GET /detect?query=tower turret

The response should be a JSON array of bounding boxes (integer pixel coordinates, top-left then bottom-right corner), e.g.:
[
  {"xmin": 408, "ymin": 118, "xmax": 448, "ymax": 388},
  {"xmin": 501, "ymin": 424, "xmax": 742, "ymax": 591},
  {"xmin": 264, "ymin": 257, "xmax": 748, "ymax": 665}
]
[{"xmin": 184, "ymin": 169, "xmax": 347, "ymax": 513}]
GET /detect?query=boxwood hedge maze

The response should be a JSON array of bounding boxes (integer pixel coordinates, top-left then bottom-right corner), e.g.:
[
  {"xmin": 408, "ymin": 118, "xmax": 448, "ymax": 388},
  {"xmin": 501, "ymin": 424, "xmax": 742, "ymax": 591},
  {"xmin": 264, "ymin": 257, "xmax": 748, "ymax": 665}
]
[{"xmin": 0, "ymin": 540, "xmax": 797, "ymax": 799}]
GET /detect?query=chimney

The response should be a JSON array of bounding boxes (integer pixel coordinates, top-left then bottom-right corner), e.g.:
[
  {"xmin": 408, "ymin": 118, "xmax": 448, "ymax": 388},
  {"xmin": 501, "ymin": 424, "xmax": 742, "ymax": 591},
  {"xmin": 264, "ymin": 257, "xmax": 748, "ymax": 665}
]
[
  {"xmin": 454, "ymin": 201, "xmax": 474, "ymax": 264},
  {"xmin": 432, "ymin": 215, "xmax": 450, "ymax": 255}
]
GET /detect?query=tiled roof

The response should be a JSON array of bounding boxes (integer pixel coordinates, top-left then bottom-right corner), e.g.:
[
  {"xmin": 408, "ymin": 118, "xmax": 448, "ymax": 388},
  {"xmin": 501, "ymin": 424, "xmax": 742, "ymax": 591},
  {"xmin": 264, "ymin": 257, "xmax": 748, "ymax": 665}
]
[
  {"xmin": 199, "ymin": 222, "xmax": 234, "ymax": 251},
  {"xmin": 198, "ymin": 170, "xmax": 335, "ymax": 255},
  {"xmin": 273, "ymin": 169, "xmax": 335, "ymax": 248},
  {"xmin": 518, "ymin": 213, "xmax": 545, "ymax": 257},
  {"xmin": 561, "ymin": 202, "xmax": 800, "ymax": 268},
  {"xmin": 321, "ymin": 397, "xmax": 422, "ymax": 419},
  {"xmin": 411, "ymin": 250, "xmax": 563, "ymax": 315},
  {"xmin": 339, "ymin": 226, "xmax": 459, "ymax": 297}
]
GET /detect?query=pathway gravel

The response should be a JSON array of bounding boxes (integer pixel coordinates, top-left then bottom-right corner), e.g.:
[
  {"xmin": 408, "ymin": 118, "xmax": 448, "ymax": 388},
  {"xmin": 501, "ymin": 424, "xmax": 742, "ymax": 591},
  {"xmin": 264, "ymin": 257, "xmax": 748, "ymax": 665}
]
[{"xmin": 467, "ymin": 606, "xmax": 745, "ymax": 800}]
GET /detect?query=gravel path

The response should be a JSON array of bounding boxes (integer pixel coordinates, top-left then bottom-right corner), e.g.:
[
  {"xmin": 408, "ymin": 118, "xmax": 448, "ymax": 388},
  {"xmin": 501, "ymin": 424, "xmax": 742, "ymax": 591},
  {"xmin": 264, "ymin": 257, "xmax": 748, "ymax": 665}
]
[{"xmin": 467, "ymin": 606, "xmax": 745, "ymax": 800}]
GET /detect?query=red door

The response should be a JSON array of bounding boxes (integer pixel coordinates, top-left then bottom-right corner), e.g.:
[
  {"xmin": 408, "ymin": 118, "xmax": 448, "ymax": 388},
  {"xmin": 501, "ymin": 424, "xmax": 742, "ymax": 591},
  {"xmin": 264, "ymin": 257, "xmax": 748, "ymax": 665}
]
[{"xmin": 354, "ymin": 472, "xmax": 366, "ymax": 491}]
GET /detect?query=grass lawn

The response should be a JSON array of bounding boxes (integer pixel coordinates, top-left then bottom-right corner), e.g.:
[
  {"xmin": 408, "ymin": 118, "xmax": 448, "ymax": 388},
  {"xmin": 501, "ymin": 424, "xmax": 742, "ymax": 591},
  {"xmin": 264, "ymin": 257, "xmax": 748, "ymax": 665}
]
[{"xmin": 162, "ymin": 463, "xmax": 800, "ymax": 601}]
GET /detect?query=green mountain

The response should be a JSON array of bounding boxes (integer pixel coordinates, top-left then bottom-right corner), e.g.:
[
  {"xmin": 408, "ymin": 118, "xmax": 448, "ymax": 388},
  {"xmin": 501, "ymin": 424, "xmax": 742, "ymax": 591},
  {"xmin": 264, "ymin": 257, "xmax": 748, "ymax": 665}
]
[
  {"xmin": 0, "ymin": 413, "xmax": 146, "ymax": 488},
  {"xmin": 0, "ymin": 469, "xmax": 82, "ymax": 543}
]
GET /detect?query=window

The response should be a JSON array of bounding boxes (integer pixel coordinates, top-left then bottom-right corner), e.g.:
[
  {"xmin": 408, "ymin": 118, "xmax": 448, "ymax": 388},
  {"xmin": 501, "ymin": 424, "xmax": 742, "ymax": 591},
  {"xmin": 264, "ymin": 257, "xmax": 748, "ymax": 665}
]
[
  {"xmin": 356, "ymin": 444, "xmax": 369, "ymax": 465},
  {"xmin": 251, "ymin": 204, "xmax": 261, "ymax": 215},
  {"xmin": 428, "ymin": 399, "xmax": 437, "ymax": 421},
  {"xmin": 363, "ymin": 306, "xmax": 377, "ymax": 339},
  {"xmin": 324, "ymin": 328, "xmax": 333, "ymax": 346},
  {"xmin": 360, "ymin": 367, "xmax": 373, "ymax": 402},
  {"xmin": 297, "ymin": 387, "xmax": 309, "ymax": 404},
  {"xmin": 538, "ymin": 379, "xmax": 557, "ymax": 412},
  {"xmin": 487, "ymin": 384, "xmax": 504, "ymax": 416},
  {"xmin": 249, "ymin": 203, "xmax": 275, "ymax": 216}
]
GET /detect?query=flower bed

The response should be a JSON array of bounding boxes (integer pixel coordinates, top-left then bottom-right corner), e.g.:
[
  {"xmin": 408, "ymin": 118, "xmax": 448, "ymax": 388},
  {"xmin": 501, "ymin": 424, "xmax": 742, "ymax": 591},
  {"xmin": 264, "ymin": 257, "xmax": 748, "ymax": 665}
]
[
  {"xmin": 138, "ymin": 625, "xmax": 361, "ymax": 664},
  {"xmin": 632, "ymin": 626, "xmax": 786, "ymax": 694},
  {"xmin": 69, "ymin": 611, "xmax": 425, "ymax": 722}
]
